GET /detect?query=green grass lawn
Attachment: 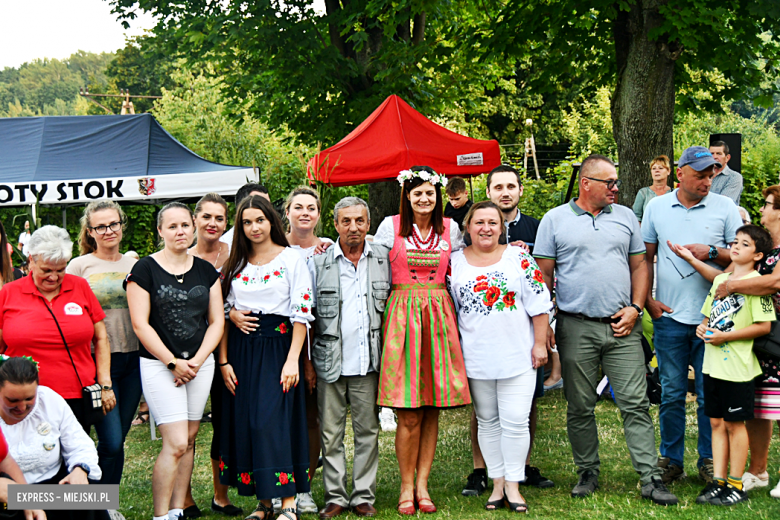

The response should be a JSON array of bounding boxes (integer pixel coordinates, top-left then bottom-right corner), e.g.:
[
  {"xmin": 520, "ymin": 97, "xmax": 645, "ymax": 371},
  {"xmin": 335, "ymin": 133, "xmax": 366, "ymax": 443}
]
[{"xmin": 117, "ymin": 389, "xmax": 779, "ymax": 519}]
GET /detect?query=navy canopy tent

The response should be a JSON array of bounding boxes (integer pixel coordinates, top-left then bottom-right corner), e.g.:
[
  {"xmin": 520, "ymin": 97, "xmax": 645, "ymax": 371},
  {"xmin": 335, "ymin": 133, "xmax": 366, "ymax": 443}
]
[{"xmin": 0, "ymin": 114, "xmax": 257, "ymax": 206}]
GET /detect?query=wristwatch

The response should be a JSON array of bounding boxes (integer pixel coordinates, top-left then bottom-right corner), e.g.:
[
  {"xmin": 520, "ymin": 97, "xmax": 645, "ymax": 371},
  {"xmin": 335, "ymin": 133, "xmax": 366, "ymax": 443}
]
[
  {"xmin": 167, "ymin": 358, "xmax": 177, "ymax": 370},
  {"xmin": 101, "ymin": 384, "xmax": 113, "ymax": 391},
  {"xmin": 630, "ymin": 303, "xmax": 643, "ymax": 315},
  {"xmin": 708, "ymin": 245, "xmax": 719, "ymax": 260}
]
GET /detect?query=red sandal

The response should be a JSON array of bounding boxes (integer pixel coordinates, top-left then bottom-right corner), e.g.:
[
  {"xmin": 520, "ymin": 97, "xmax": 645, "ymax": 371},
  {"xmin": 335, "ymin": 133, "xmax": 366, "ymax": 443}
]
[
  {"xmin": 414, "ymin": 491, "xmax": 437, "ymax": 514},
  {"xmin": 397, "ymin": 499, "xmax": 415, "ymax": 515}
]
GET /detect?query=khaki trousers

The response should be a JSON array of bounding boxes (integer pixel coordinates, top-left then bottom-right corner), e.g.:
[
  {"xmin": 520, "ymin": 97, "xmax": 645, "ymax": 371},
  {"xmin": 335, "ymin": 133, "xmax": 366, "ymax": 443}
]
[{"xmin": 317, "ymin": 372, "xmax": 380, "ymax": 507}]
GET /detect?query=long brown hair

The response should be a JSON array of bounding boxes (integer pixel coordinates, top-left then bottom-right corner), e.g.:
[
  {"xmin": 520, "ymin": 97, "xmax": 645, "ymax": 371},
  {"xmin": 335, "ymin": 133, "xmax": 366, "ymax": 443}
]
[
  {"xmin": 77, "ymin": 200, "xmax": 127, "ymax": 255},
  {"xmin": 398, "ymin": 166, "xmax": 445, "ymax": 238},
  {"xmin": 0, "ymin": 221, "xmax": 12, "ymax": 284},
  {"xmin": 221, "ymin": 195, "xmax": 290, "ymax": 298}
]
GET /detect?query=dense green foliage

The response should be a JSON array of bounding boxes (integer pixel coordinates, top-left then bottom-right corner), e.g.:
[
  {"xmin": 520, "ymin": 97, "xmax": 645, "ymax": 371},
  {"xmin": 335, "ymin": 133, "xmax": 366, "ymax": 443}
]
[{"xmin": 0, "ymin": 51, "xmax": 113, "ymax": 116}]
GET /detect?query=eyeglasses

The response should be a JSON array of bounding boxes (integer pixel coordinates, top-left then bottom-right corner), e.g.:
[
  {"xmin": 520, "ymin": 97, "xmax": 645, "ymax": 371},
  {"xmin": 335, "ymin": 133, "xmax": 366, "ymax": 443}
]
[
  {"xmin": 763, "ymin": 200, "xmax": 775, "ymax": 209},
  {"xmin": 89, "ymin": 221, "xmax": 122, "ymax": 235},
  {"xmin": 584, "ymin": 177, "xmax": 622, "ymax": 190}
]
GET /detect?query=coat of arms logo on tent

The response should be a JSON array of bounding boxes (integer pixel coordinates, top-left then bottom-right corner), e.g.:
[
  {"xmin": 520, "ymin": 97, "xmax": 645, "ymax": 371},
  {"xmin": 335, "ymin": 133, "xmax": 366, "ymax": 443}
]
[{"xmin": 138, "ymin": 178, "xmax": 156, "ymax": 196}]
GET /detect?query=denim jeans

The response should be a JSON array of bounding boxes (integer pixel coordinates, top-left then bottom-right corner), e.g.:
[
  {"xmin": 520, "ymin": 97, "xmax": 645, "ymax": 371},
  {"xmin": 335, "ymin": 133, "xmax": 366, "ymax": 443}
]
[
  {"xmin": 95, "ymin": 351, "xmax": 142, "ymax": 485},
  {"xmin": 652, "ymin": 316, "xmax": 712, "ymax": 468}
]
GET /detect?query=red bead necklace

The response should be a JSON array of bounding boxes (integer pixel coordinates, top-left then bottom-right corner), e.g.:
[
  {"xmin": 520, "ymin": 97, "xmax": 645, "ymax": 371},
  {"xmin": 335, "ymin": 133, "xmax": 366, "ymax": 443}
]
[{"xmin": 411, "ymin": 225, "xmax": 440, "ymax": 250}]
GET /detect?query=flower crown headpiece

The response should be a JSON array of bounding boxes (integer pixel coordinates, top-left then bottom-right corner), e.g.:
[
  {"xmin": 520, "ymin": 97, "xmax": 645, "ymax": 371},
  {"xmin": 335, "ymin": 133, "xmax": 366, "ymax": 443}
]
[
  {"xmin": 0, "ymin": 354, "xmax": 39, "ymax": 371},
  {"xmin": 397, "ymin": 169, "xmax": 448, "ymax": 188}
]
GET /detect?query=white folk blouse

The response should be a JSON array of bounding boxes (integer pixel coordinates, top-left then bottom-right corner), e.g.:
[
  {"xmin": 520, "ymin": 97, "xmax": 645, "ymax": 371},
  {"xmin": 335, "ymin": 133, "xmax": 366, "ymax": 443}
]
[
  {"xmin": 226, "ymin": 247, "xmax": 315, "ymax": 325},
  {"xmin": 0, "ymin": 386, "xmax": 101, "ymax": 483},
  {"xmin": 448, "ymin": 247, "xmax": 553, "ymax": 380}
]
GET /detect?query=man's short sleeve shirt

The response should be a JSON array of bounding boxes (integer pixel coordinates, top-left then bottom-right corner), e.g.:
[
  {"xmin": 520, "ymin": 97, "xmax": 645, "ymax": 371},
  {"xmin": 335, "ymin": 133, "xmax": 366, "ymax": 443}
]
[
  {"xmin": 533, "ymin": 199, "xmax": 645, "ymax": 318},
  {"xmin": 642, "ymin": 190, "xmax": 743, "ymax": 325}
]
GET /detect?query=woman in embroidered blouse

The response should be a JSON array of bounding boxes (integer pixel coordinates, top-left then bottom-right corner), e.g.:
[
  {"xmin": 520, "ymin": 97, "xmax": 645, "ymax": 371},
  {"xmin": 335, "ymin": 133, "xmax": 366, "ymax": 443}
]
[
  {"xmin": 0, "ymin": 356, "xmax": 107, "ymax": 520},
  {"xmin": 218, "ymin": 195, "xmax": 314, "ymax": 520},
  {"xmin": 448, "ymin": 201, "xmax": 552, "ymax": 513},
  {"xmin": 372, "ymin": 166, "xmax": 471, "ymax": 515}
]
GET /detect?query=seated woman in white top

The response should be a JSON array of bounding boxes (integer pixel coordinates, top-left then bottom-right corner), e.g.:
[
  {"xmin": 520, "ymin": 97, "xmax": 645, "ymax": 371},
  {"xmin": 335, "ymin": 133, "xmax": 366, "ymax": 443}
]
[
  {"xmin": 447, "ymin": 201, "xmax": 552, "ymax": 514},
  {"xmin": 0, "ymin": 355, "xmax": 108, "ymax": 520}
]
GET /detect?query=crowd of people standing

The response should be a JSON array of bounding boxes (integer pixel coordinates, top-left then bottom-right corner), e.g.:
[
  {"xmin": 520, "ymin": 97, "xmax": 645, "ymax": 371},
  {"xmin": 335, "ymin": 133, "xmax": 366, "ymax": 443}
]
[{"xmin": 0, "ymin": 141, "xmax": 778, "ymax": 520}]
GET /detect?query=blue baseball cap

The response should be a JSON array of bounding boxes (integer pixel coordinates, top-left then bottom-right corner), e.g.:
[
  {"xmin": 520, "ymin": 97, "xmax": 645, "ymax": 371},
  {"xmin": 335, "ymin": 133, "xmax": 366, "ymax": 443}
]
[{"xmin": 678, "ymin": 146, "xmax": 721, "ymax": 171}]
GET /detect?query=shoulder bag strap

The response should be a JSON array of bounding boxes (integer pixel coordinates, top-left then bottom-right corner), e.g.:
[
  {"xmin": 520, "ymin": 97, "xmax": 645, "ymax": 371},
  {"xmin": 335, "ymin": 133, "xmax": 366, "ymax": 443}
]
[{"xmin": 41, "ymin": 300, "xmax": 84, "ymax": 389}]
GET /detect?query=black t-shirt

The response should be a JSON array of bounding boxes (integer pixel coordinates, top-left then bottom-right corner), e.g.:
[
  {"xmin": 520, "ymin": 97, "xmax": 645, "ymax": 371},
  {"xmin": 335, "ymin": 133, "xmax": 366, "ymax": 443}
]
[
  {"xmin": 444, "ymin": 200, "xmax": 473, "ymax": 229},
  {"xmin": 124, "ymin": 256, "xmax": 220, "ymax": 360},
  {"xmin": 506, "ymin": 212, "xmax": 541, "ymax": 253}
]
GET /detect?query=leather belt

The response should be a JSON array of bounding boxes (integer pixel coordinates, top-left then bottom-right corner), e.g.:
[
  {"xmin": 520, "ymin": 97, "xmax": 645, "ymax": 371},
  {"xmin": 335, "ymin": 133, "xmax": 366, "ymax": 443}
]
[{"xmin": 557, "ymin": 310, "xmax": 617, "ymax": 324}]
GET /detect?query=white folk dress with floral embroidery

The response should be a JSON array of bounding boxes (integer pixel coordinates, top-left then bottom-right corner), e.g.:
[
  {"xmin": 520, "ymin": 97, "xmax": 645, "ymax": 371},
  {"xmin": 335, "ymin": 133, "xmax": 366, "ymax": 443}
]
[
  {"xmin": 448, "ymin": 247, "xmax": 553, "ymax": 380},
  {"xmin": 227, "ymin": 247, "xmax": 314, "ymax": 325}
]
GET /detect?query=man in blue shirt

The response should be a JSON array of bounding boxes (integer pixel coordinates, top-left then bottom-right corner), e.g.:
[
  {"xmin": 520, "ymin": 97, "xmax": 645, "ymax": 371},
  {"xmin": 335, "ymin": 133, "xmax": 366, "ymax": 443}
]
[{"xmin": 642, "ymin": 146, "xmax": 742, "ymax": 485}]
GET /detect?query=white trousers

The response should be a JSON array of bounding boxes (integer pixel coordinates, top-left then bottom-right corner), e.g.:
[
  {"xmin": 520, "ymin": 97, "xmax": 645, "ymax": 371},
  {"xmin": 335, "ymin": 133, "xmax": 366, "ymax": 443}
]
[
  {"xmin": 469, "ymin": 369, "xmax": 536, "ymax": 482},
  {"xmin": 140, "ymin": 354, "xmax": 215, "ymax": 425}
]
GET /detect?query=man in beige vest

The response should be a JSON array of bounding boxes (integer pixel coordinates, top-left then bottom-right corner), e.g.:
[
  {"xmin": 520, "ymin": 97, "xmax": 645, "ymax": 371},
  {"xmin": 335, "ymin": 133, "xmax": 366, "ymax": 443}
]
[{"xmin": 308, "ymin": 197, "xmax": 391, "ymax": 519}]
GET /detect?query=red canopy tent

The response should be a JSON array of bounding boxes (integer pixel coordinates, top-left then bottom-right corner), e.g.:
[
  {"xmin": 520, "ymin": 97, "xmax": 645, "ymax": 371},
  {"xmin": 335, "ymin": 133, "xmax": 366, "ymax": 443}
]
[{"xmin": 307, "ymin": 95, "xmax": 501, "ymax": 186}]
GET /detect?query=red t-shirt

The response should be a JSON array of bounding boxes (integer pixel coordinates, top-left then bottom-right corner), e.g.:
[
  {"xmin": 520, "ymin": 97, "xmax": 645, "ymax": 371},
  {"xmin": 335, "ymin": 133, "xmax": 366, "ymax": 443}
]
[
  {"xmin": 0, "ymin": 428, "xmax": 7, "ymax": 464},
  {"xmin": 0, "ymin": 274, "xmax": 106, "ymax": 399}
]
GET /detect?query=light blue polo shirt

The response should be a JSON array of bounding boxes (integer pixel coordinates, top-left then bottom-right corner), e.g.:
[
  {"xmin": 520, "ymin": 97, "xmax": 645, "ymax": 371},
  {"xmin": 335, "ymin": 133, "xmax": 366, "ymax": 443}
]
[{"xmin": 642, "ymin": 189, "xmax": 742, "ymax": 325}]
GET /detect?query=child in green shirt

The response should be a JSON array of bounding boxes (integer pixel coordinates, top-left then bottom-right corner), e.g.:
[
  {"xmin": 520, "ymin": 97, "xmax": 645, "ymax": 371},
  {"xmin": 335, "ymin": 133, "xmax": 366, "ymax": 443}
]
[{"xmin": 673, "ymin": 224, "xmax": 775, "ymax": 505}]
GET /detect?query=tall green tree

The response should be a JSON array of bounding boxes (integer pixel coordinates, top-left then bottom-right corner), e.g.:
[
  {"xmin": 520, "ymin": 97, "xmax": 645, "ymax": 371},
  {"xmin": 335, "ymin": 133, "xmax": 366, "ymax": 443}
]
[
  {"xmin": 478, "ymin": 1, "xmax": 780, "ymax": 206},
  {"xmin": 108, "ymin": 0, "xmax": 512, "ymax": 228}
]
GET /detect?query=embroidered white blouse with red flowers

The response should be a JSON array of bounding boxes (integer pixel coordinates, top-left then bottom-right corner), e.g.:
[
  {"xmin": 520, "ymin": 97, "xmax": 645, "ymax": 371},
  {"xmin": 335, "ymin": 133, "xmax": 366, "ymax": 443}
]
[
  {"xmin": 227, "ymin": 247, "xmax": 314, "ymax": 325},
  {"xmin": 448, "ymin": 247, "xmax": 553, "ymax": 380}
]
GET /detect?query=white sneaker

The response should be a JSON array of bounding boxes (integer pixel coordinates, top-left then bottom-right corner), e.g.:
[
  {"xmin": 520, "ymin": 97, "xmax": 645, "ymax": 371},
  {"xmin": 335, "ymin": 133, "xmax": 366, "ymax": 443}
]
[
  {"xmin": 742, "ymin": 471, "xmax": 769, "ymax": 491},
  {"xmin": 771, "ymin": 478, "xmax": 780, "ymax": 498},
  {"xmin": 297, "ymin": 492, "xmax": 318, "ymax": 514},
  {"xmin": 272, "ymin": 497, "xmax": 282, "ymax": 511},
  {"xmin": 379, "ymin": 407, "xmax": 397, "ymax": 432}
]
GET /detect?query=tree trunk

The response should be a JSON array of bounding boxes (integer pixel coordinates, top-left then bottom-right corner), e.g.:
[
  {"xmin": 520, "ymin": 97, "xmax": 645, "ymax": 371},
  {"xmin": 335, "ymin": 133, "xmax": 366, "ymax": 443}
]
[
  {"xmin": 611, "ymin": 2, "xmax": 681, "ymax": 208},
  {"xmin": 368, "ymin": 180, "xmax": 402, "ymax": 234}
]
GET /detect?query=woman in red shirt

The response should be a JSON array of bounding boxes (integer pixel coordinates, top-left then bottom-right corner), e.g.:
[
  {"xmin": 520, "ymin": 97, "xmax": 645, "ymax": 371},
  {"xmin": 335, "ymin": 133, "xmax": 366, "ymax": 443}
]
[{"xmin": 0, "ymin": 226, "xmax": 114, "ymax": 431}]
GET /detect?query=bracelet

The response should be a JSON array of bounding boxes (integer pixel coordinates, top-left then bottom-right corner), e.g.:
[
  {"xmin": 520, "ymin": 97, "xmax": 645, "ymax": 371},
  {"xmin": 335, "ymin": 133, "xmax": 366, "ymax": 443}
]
[{"xmin": 219, "ymin": 362, "xmax": 230, "ymax": 366}]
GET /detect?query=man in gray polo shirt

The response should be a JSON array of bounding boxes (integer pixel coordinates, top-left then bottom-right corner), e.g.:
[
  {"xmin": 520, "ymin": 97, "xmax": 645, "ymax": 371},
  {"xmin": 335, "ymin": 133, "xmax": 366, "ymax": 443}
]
[
  {"xmin": 642, "ymin": 146, "xmax": 742, "ymax": 485},
  {"xmin": 535, "ymin": 154, "xmax": 676, "ymax": 505}
]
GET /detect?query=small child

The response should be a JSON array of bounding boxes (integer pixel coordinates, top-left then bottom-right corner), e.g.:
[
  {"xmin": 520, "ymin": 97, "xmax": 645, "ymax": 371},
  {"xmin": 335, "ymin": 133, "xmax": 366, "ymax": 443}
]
[
  {"xmin": 444, "ymin": 177, "xmax": 473, "ymax": 229},
  {"xmin": 674, "ymin": 225, "xmax": 775, "ymax": 505}
]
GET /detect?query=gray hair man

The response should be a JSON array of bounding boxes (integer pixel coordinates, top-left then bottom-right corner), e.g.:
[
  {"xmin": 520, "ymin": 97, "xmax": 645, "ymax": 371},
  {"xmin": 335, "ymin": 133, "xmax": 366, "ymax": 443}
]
[
  {"xmin": 307, "ymin": 197, "xmax": 390, "ymax": 519},
  {"xmin": 534, "ymin": 155, "xmax": 677, "ymax": 505}
]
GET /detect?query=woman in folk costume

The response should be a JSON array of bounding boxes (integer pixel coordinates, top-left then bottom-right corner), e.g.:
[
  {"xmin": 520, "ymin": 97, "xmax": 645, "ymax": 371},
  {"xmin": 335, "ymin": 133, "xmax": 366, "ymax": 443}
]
[{"xmin": 373, "ymin": 166, "xmax": 471, "ymax": 515}]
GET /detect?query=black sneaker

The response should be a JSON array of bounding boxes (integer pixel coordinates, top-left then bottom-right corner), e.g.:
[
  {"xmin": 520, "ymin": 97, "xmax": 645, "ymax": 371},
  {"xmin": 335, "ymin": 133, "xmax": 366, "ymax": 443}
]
[
  {"xmin": 571, "ymin": 470, "xmax": 599, "ymax": 498},
  {"xmin": 520, "ymin": 465, "xmax": 555, "ymax": 488},
  {"xmin": 641, "ymin": 477, "xmax": 679, "ymax": 505},
  {"xmin": 712, "ymin": 484, "xmax": 748, "ymax": 506},
  {"xmin": 462, "ymin": 470, "xmax": 488, "ymax": 496},
  {"xmin": 696, "ymin": 481, "xmax": 725, "ymax": 504}
]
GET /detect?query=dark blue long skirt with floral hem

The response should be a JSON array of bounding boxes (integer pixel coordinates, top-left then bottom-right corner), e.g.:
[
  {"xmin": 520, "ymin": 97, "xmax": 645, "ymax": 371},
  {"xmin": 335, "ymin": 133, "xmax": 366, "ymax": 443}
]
[{"xmin": 218, "ymin": 314, "xmax": 310, "ymax": 499}]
